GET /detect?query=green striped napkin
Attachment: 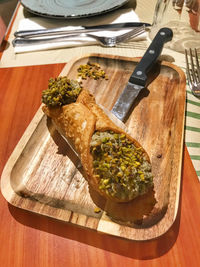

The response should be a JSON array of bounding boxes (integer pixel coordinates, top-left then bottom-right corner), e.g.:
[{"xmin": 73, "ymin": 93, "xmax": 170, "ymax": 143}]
[
  {"xmin": 185, "ymin": 88, "xmax": 200, "ymax": 181},
  {"xmin": 176, "ymin": 50, "xmax": 200, "ymax": 181}
]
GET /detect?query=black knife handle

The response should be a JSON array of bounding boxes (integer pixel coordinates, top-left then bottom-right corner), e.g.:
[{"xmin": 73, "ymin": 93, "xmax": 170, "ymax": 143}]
[{"xmin": 129, "ymin": 27, "xmax": 173, "ymax": 86}]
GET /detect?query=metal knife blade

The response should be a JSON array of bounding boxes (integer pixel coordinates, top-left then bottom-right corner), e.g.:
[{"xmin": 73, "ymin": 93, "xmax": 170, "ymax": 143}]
[
  {"xmin": 111, "ymin": 27, "xmax": 173, "ymax": 122},
  {"xmin": 14, "ymin": 22, "xmax": 151, "ymax": 38}
]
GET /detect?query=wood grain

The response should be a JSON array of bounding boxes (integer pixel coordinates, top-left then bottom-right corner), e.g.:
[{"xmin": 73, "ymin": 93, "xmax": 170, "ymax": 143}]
[
  {"xmin": 0, "ymin": 16, "xmax": 6, "ymax": 44},
  {"xmin": 0, "ymin": 63, "xmax": 200, "ymax": 266},
  {"xmin": 1, "ymin": 54, "xmax": 186, "ymax": 241}
]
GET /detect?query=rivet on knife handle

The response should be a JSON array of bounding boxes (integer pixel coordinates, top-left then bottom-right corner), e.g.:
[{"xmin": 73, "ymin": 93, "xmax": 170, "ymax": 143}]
[{"xmin": 111, "ymin": 27, "xmax": 173, "ymax": 122}]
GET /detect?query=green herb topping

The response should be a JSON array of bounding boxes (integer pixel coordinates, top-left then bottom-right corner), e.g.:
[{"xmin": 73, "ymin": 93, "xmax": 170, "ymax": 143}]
[
  {"xmin": 77, "ymin": 62, "xmax": 108, "ymax": 80},
  {"xmin": 42, "ymin": 76, "xmax": 82, "ymax": 107},
  {"xmin": 90, "ymin": 131, "xmax": 153, "ymax": 200}
]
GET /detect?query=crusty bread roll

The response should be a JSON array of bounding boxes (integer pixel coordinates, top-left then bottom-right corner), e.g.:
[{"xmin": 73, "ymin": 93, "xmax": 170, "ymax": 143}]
[{"xmin": 42, "ymin": 89, "xmax": 153, "ymax": 202}]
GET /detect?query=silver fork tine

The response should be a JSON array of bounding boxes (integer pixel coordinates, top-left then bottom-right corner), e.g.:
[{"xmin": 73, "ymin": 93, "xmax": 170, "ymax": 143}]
[
  {"xmin": 86, "ymin": 25, "xmax": 145, "ymax": 47},
  {"xmin": 115, "ymin": 25, "xmax": 145, "ymax": 43},
  {"xmin": 185, "ymin": 48, "xmax": 200, "ymax": 97},
  {"xmin": 194, "ymin": 48, "xmax": 200, "ymax": 83},
  {"xmin": 189, "ymin": 48, "xmax": 197, "ymax": 84},
  {"xmin": 185, "ymin": 49, "xmax": 192, "ymax": 86}
]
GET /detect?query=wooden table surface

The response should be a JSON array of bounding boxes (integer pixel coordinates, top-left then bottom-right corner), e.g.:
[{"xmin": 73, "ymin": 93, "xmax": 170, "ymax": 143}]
[{"xmin": 0, "ymin": 6, "xmax": 200, "ymax": 267}]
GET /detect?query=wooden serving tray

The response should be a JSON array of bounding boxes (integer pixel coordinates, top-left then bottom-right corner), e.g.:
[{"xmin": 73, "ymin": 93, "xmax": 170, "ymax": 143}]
[{"xmin": 1, "ymin": 54, "xmax": 186, "ymax": 241}]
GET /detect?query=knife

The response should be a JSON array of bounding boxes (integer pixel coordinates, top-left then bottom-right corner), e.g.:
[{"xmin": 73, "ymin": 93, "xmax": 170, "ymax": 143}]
[
  {"xmin": 14, "ymin": 22, "xmax": 151, "ymax": 38},
  {"xmin": 111, "ymin": 27, "xmax": 173, "ymax": 122}
]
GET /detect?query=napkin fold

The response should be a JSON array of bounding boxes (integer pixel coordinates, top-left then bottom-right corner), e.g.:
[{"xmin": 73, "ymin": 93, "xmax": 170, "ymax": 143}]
[{"xmin": 14, "ymin": 8, "xmax": 146, "ymax": 53}]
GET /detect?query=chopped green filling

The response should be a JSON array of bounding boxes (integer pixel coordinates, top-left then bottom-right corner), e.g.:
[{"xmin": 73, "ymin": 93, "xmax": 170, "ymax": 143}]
[
  {"xmin": 42, "ymin": 76, "xmax": 82, "ymax": 107},
  {"xmin": 90, "ymin": 131, "xmax": 153, "ymax": 201},
  {"xmin": 77, "ymin": 62, "xmax": 108, "ymax": 80}
]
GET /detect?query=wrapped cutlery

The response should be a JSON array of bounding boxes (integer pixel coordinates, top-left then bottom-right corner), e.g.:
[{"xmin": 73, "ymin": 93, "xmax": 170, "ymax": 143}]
[
  {"xmin": 14, "ymin": 22, "xmax": 151, "ymax": 38},
  {"xmin": 12, "ymin": 26, "xmax": 146, "ymax": 48}
]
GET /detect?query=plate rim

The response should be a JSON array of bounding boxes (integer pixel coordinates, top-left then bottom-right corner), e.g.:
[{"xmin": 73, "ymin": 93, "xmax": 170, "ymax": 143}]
[{"xmin": 20, "ymin": 0, "xmax": 130, "ymax": 19}]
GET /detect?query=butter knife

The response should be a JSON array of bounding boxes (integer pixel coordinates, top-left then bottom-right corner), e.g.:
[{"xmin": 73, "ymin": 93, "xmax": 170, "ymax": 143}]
[
  {"xmin": 14, "ymin": 22, "xmax": 151, "ymax": 38},
  {"xmin": 112, "ymin": 27, "xmax": 173, "ymax": 121}
]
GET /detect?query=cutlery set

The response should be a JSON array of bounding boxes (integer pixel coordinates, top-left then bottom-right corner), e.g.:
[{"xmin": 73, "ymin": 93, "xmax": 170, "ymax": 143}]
[
  {"xmin": 14, "ymin": 22, "xmax": 151, "ymax": 38},
  {"xmin": 13, "ymin": 25, "xmax": 146, "ymax": 48},
  {"xmin": 13, "ymin": 24, "xmax": 174, "ymax": 118},
  {"xmin": 13, "ymin": 21, "xmax": 200, "ymax": 100},
  {"xmin": 13, "ymin": 22, "xmax": 149, "ymax": 48}
]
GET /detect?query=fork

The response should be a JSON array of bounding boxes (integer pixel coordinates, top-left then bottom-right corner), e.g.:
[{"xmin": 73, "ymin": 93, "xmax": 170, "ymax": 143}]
[
  {"xmin": 12, "ymin": 25, "xmax": 145, "ymax": 48},
  {"xmin": 185, "ymin": 48, "xmax": 200, "ymax": 97}
]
